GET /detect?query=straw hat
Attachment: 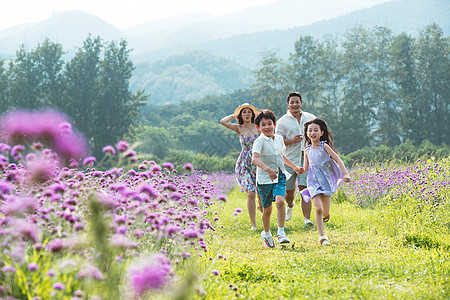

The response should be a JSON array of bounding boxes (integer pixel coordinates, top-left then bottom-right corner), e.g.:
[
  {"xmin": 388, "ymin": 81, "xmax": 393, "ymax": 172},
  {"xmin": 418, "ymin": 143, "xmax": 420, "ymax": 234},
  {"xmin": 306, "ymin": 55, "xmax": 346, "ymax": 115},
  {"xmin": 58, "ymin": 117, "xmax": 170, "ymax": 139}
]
[{"xmin": 233, "ymin": 103, "xmax": 258, "ymax": 120}]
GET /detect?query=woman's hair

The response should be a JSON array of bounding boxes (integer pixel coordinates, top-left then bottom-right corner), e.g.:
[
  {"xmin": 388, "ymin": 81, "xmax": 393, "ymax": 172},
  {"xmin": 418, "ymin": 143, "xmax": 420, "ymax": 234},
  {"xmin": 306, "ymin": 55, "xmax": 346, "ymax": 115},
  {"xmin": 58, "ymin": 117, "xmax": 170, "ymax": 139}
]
[
  {"xmin": 255, "ymin": 109, "xmax": 276, "ymax": 126},
  {"xmin": 237, "ymin": 108, "xmax": 256, "ymax": 125},
  {"xmin": 304, "ymin": 118, "xmax": 334, "ymax": 150}
]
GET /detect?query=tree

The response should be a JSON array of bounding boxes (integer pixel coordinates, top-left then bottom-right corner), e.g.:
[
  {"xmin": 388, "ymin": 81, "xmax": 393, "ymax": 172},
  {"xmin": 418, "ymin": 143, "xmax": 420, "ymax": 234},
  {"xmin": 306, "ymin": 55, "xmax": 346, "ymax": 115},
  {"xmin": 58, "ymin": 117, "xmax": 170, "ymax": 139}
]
[
  {"xmin": 371, "ymin": 26, "xmax": 401, "ymax": 147},
  {"xmin": 390, "ymin": 32, "xmax": 419, "ymax": 144},
  {"xmin": 414, "ymin": 24, "xmax": 449, "ymax": 145},
  {"xmin": 339, "ymin": 25, "xmax": 376, "ymax": 153},
  {"xmin": 251, "ymin": 48, "xmax": 291, "ymax": 118},
  {"xmin": 0, "ymin": 59, "xmax": 9, "ymax": 110},
  {"xmin": 94, "ymin": 39, "xmax": 147, "ymax": 153},
  {"xmin": 289, "ymin": 35, "xmax": 321, "ymax": 111}
]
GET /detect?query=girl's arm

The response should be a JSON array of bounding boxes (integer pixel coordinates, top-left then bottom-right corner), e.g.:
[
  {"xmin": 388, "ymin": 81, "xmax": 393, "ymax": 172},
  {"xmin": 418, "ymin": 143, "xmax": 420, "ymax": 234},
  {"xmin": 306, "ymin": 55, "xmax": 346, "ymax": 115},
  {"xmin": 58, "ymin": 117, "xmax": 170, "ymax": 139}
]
[
  {"xmin": 252, "ymin": 152, "xmax": 278, "ymax": 181},
  {"xmin": 282, "ymin": 155, "xmax": 301, "ymax": 174},
  {"xmin": 323, "ymin": 143, "xmax": 351, "ymax": 182},
  {"xmin": 299, "ymin": 149, "xmax": 309, "ymax": 174},
  {"xmin": 220, "ymin": 114, "xmax": 240, "ymax": 135}
]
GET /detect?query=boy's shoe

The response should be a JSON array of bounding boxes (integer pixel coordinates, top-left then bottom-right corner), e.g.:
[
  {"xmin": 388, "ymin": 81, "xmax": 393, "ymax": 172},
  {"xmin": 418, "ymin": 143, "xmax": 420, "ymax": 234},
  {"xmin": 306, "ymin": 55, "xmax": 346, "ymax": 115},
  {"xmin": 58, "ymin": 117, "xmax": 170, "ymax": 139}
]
[
  {"xmin": 304, "ymin": 218, "xmax": 314, "ymax": 226},
  {"xmin": 277, "ymin": 233, "xmax": 290, "ymax": 244},
  {"xmin": 285, "ymin": 202, "xmax": 295, "ymax": 221},
  {"xmin": 261, "ymin": 231, "xmax": 275, "ymax": 248}
]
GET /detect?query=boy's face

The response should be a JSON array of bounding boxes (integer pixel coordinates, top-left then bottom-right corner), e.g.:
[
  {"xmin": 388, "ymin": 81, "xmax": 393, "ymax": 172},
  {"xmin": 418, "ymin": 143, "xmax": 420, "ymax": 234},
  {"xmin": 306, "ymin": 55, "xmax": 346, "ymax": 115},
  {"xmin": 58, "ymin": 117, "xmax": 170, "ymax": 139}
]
[{"xmin": 256, "ymin": 118, "xmax": 275, "ymax": 138}]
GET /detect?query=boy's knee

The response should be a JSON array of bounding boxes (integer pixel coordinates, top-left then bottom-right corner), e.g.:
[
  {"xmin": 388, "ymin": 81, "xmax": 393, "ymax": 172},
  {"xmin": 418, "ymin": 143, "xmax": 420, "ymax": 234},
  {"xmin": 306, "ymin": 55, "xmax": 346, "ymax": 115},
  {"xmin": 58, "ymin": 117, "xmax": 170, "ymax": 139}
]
[{"xmin": 263, "ymin": 205, "xmax": 272, "ymax": 215}]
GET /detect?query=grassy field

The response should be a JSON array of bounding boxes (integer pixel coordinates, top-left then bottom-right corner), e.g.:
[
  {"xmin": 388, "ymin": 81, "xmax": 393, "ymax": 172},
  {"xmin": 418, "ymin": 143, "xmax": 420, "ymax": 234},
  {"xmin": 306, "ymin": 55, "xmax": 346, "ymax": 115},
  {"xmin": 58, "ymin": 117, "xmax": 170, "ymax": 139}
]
[{"xmin": 194, "ymin": 187, "xmax": 450, "ymax": 299}]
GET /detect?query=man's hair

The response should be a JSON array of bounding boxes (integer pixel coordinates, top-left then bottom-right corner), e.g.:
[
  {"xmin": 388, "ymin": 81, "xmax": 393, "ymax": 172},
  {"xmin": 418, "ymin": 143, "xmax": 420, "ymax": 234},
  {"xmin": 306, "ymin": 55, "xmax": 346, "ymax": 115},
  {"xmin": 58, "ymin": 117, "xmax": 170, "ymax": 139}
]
[
  {"xmin": 287, "ymin": 92, "xmax": 302, "ymax": 103},
  {"xmin": 255, "ymin": 109, "xmax": 276, "ymax": 126}
]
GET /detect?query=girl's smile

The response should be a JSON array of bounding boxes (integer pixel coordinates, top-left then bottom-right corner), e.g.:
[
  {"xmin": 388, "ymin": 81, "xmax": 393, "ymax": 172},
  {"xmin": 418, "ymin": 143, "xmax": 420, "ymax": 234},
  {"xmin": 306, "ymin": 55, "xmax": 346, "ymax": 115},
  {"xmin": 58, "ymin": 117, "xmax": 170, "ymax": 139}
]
[{"xmin": 307, "ymin": 123, "xmax": 323, "ymax": 144}]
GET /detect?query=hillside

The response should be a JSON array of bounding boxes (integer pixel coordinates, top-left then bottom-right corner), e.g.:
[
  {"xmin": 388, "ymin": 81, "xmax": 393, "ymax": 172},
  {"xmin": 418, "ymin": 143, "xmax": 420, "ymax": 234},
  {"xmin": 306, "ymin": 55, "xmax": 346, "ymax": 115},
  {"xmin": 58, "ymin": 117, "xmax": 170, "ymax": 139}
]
[{"xmin": 131, "ymin": 50, "xmax": 253, "ymax": 105}]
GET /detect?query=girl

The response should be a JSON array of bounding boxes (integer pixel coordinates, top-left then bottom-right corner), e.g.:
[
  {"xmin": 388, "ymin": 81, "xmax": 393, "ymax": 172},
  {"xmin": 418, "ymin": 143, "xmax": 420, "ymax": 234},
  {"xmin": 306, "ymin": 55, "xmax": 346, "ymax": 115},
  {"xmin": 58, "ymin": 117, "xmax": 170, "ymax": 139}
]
[
  {"xmin": 220, "ymin": 103, "xmax": 262, "ymax": 230},
  {"xmin": 299, "ymin": 118, "xmax": 351, "ymax": 245}
]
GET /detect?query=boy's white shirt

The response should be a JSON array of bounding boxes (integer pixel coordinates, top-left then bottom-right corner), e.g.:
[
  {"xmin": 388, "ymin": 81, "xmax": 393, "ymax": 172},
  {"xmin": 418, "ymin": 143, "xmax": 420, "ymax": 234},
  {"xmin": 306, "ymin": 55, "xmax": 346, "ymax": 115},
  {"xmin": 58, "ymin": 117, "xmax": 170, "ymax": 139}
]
[
  {"xmin": 275, "ymin": 110, "xmax": 316, "ymax": 165},
  {"xmin": 252, "ymin": 134, "xmax": 291, "ymax": 185}
]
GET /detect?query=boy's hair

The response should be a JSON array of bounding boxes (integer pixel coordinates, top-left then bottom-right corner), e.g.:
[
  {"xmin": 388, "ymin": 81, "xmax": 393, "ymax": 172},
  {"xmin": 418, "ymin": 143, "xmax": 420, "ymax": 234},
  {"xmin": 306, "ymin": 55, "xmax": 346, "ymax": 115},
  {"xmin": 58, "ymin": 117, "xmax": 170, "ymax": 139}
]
[
  {"xmin": 304, "ymin": 118, "xmax": 335, "ymax": 150},
  {"xmin": 237, "ymin": 108, "xmax": 256, "ymax": 125},
  {"xmin": 287, "ymin": 92, "xmax": 302, "ymax": 103},
  {"xmin": 255, "ymin": 109, "xmax": 276, "ymax": 127}
]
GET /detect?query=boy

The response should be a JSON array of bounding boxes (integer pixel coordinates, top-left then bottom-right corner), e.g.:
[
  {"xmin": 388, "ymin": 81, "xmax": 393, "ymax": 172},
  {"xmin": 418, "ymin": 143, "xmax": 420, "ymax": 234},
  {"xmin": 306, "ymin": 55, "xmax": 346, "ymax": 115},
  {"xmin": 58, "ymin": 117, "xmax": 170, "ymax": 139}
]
[{"xmin": 252, "ymin": 109, "xmax": 302, "ymax": 248}]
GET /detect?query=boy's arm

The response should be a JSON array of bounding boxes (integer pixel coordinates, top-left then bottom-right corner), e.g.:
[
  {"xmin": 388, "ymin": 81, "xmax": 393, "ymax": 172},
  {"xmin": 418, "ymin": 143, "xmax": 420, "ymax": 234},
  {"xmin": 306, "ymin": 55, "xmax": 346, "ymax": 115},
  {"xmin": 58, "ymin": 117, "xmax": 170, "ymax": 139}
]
[
  {"xmin": 252, "ymin": 152, "xmax": 278, "ymax": 181},
  {"xmin": 323, "ymin": 144, "xmax": 351, "ymax": 182},
  {"xmin": 299, "ymin": 149, "xmax": 309, "ymax": 174},
  {"xmin": 282, "ymin": 155, "xmax": 301, "ymax": 174}
]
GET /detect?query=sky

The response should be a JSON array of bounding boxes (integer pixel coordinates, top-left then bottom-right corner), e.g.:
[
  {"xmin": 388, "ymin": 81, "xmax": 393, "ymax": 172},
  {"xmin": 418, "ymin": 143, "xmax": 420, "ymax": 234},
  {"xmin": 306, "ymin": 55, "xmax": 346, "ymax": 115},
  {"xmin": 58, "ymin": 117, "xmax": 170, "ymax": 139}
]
[{"xmin": 0, "ymin": 0, "xmax": 281, "ymax": 31}]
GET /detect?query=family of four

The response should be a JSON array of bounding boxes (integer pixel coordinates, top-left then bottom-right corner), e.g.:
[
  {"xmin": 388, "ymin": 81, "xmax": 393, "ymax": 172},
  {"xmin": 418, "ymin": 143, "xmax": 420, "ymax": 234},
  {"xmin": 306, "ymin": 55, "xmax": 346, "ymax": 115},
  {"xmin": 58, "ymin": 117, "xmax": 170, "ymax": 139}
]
[{"xmin": 220, "ymin": 92, "xmax": 351, "ymax": 248}]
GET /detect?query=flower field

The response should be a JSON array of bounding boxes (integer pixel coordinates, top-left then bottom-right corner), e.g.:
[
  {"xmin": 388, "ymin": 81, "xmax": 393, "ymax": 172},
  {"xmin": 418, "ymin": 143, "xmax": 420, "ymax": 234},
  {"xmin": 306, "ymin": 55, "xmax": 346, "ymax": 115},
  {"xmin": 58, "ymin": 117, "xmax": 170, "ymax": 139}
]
[{"xmin": 0, "ymin": 109, "xmax": 449, "ymax": 299}]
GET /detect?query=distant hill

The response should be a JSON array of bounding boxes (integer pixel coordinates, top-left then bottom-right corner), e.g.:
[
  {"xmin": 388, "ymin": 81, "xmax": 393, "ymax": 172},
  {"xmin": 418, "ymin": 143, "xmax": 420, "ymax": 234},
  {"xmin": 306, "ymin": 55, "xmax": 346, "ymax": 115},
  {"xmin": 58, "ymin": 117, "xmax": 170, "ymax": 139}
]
[
  {"xmin": 131, "ymin": 50, "xmax": 254, "ymax": 105},
  {"xmin": 133, "ymin": 0, "xmax": 450, "ymax": 68}
]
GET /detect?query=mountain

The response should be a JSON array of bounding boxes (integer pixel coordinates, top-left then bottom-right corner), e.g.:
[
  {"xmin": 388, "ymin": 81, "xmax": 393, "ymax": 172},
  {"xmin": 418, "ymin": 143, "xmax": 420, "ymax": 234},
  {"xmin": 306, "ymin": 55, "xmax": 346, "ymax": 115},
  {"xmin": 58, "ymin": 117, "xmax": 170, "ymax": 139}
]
[
  {"xmin": 132, "ymin": 0, "xmax": 450, "ymax": 68},
  {"xmin": 0, "ymin": 10, "xmax": 125, "ymax": 58},
  {"xmin": 131, "ymin": 50, "xmax": 253, "ymax": 105}
]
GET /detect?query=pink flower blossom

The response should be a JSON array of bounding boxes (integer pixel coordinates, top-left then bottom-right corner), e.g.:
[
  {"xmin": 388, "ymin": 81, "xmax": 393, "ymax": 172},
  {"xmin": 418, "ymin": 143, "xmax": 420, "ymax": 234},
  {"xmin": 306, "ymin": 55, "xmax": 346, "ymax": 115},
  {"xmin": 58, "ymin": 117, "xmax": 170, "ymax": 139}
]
[{"xmin": 128, "ymin": 254, "xmax": 171, "ymax": 296}]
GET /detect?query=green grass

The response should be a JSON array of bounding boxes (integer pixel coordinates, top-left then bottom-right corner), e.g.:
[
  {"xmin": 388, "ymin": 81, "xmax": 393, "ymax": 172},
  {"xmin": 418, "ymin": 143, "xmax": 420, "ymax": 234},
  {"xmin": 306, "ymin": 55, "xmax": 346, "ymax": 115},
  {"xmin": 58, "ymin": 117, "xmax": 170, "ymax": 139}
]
[{"xmin": 193, "ymin": 188, "xmax": 450, "ymax": 299}]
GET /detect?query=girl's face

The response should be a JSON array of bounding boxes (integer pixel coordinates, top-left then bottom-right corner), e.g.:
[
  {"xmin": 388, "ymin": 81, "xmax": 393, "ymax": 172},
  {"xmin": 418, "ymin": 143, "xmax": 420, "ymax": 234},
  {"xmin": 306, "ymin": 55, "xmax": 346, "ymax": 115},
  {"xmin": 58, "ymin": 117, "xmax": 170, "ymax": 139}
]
[
  {"xmin": 306, "ymin": 123, "xmax": 323, "ymax": 143},
  {"xmin": 257, "ymin": 118, "xmax": 275, "ymax": 138},
  {"xmin": 240, "ymin": 108, "xmax": 253, "ymax": 123}
]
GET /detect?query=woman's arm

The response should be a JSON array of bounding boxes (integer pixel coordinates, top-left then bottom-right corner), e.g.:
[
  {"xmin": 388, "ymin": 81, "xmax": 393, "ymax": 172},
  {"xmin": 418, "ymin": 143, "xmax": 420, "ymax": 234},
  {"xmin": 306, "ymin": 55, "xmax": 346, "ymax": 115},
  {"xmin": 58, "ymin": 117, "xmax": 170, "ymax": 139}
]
[
  {"xmin": 220, "ymin": 114, "xmax": 240, "ymax": 135},
  {"xmin": 323, "ymin": 143, "xmax": 351, "ymax": 182},
  {"xmin": 252, "ymin": 152, "xmax": 278, "ymax": 181}
]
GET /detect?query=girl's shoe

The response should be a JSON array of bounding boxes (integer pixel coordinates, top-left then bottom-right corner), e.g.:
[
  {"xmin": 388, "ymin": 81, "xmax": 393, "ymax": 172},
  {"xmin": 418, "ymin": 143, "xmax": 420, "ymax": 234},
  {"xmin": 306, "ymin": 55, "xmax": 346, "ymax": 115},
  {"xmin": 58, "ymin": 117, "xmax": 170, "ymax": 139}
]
[
  {"xmin": 323, "ymin": 215, "xmax": 330, "ymax": 222},
  {"xmin": 319, "ymin": 235, "xmax": 331, "ymax": 246},
  {"xmin": 249, "ymin": 226, "xmax": 257, "ymax": 231}
]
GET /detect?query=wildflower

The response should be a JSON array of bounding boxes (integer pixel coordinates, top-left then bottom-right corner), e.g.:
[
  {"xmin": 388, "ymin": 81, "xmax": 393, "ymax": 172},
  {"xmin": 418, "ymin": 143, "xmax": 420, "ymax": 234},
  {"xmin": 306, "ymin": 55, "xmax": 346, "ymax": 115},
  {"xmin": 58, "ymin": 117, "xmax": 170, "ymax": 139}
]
[
  {"xmin": 2, "ymin": 196, "xmax": 37, "ymax": 217},
  {"xmin": 48, "ymin": 238, "xmax": 67, "ymax": 253},
  {"xmin": 162, "ymin": 162, "xmax": 174, "ymax": 171},
  {"xmin": 140, "ymin": 185, "xmax": 159, "ymax": 198},
  {"xmin": 183, "ymin": 162, "xmax": 194, "ymax": 171},
  {"xmin": 102, "ymin": 145, "xmax": 116, "ymax": 156},
  {"xmin": 116, "ymin": 140, "xmax": 130, "ymax": 152},
  {"xmin": 28, "ymin": 262, "xmax": 38, "ymax": 271},
  {"xmin": 150, "ymin": 165, "xmax": 162, "ymax": 173},
  {"xmin": 76, "ymin": 264, "xmax": 105, "ymax": 280},
  {"xmin": 53, "ymin": 282, "xmax": 65, "ymax": 290},
  {"xmin": 83, "ymin": 156, "xmax": 96, "ymax": 166},
  {"xmin": 0, "ymin": 143, "xmax": 11, "ymax": 152},
  {"xmin": 235, "ymin": 208, "xmax": 243, "ymax": 213},
  {"xmin": 128, "ymin": 253, "xmax": 171, "ymax": 296},
  {"xmin": 212, "ymin": 270, "xmax": 219, "ymax": 276},
  {"xmin": 1, "ymin": 265, "xmax": 16, "ymax": 273},
  {"xmin": 218, "ymin": 194, "xmax": 227, "ymax": 202},
  {"xmin": 110, "ymin": 234, "xmax": 137, "ymax": 249}
]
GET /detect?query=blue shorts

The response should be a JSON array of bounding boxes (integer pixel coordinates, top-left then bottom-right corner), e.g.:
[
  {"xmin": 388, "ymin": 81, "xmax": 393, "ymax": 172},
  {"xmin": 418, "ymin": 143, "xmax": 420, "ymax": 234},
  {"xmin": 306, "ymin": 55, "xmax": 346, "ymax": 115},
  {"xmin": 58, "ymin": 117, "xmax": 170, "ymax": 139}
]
[{"xmin": 257, "ymin": 171, "xmax": 286, "ymax": 208}]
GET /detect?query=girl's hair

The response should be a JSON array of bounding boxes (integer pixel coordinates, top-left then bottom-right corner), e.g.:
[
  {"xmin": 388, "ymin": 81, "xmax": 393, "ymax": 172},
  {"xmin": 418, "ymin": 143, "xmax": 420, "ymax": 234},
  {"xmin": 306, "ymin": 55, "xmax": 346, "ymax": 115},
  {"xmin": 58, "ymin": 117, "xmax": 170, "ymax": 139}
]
[
  {"xmin": 237, "ymin": 108, "xmax": 256, "ymax": 125},
  {"xmin": 304, "ymin": 118, "xmax": 334, "ymax": 150},
  {"xmin": 255, "ymin": 109, "xmax": 276, "ymax": 126}
]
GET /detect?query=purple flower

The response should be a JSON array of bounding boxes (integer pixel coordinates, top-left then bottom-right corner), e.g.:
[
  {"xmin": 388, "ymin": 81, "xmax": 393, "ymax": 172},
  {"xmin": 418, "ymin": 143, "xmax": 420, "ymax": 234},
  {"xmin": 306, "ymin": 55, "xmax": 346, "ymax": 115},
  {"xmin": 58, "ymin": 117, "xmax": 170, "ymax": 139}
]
[
  {"xmin": 128, "ymin": 254, "xmax": 171, "ymax": 296},
  {"xmin": 53, "ymin": 282, "xmax": 65, "ymax": 290},
  {"xmin": 183, "ymin": 162, "xmax": 194, "ymax": 171},
  {"xmin": 102, "ymin": 145, "xmax": 116, "ymax": 156},
  {"xmin": 2, "ymin": 196, "xmax": 37, "ymax": 217},
  {"xmin": 162, "ymin": 162, "xmax": 174, "ymax": 171},
  {"xmin": 110, "ymin": 234, "xmax": 137, "ymax": 249},
  {"xmin": 76, "ymin": 264, "xmax": 105, "ymax": 280},
  {"xmin": 28, "ymin": 262, "xmax": 38, "ymax": 271},
  {"xmin": 212, "ymin": 269, "xmax": 219, "ymax": 276},
  {"xmin": 48, "ymin": 238, "xmax": 66, "ymax": 253},
  {"xmin": 0, "ymin": 143, "xmax": 11, "ymax": 152},
  {"xmin": 235, "ymin": 208, "xmax": 243, "ymax": 213},
  {"xmin": 116, "ymin": 140, "xmax": 130, "ymax": 152},
  {"xmin": 1, "ymin": 265, "xmax": 16, "ymax": 273},
  {"xmin": 140, "ymin": 185, "xmax": 159, "ymax": 198},
  {"xmin": 83, "ymin": 156, "xmax": 96, "ymax": 166},
  {"xmin": 150, "ymin": 165, "xmax": 162, "ymax": 173}
]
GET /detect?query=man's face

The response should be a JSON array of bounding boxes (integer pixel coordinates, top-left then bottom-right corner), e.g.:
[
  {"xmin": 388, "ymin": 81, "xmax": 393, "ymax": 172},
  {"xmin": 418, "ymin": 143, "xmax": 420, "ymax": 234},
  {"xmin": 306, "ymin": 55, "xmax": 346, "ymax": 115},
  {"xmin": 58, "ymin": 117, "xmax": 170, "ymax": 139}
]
[
  {"xmin": 287, "ymin": 96, "xmax": 302, "ymax": 114},
  {"xmin": 257, "ymin": 118, "xmax": 275, "ymax": 138}
]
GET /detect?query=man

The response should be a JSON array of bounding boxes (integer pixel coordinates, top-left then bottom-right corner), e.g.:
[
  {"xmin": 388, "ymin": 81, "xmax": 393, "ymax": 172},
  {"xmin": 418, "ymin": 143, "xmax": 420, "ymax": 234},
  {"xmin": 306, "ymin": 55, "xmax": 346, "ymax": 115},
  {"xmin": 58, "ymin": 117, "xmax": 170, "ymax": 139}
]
[{"xmin": 275, "ymin": 92, "xmax": 316, "ymax": 226}]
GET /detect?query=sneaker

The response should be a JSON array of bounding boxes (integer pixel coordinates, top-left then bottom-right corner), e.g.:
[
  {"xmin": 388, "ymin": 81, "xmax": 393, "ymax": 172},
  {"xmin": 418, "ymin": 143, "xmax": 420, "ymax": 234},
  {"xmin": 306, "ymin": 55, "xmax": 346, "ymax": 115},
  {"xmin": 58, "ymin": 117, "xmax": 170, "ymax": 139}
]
[
  {"xmin": 249, "ymin": 226, "xmax": 257, "ymax": 231},
  {"xmin": 304, "ymin": 218, "xmax": 314, "ymax": 226},
  {"xmin": 277, "ymin": 233, "xmax": 290, "ymax": 244},
  {"xmin": 261, "ymin": 231, "xmax": 275, "ymax": 248},
  {"xmin": 285, "ymin": 202, "xmax": 295, "ymax": 221}
]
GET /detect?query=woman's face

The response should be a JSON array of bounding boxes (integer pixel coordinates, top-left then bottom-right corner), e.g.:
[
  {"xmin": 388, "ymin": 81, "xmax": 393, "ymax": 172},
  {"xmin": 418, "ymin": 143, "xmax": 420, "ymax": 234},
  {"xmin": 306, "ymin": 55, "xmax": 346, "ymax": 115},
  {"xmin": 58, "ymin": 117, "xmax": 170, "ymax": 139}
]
[{"xmin": 240, "ymin": 108, "xmax": 253, "ymax": 123}]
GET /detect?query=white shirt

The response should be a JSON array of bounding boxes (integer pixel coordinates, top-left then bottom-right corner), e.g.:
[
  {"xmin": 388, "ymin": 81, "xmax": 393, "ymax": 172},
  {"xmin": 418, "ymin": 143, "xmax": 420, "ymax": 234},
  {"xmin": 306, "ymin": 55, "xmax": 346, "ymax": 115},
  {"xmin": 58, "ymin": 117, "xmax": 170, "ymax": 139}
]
[
  {"xmin": 252, "ymin": 134, "xmax": 291, "ymax": 185},
  {"xmin": 275, "ymin": 110, "xmax": 316, "ymax": 165}
]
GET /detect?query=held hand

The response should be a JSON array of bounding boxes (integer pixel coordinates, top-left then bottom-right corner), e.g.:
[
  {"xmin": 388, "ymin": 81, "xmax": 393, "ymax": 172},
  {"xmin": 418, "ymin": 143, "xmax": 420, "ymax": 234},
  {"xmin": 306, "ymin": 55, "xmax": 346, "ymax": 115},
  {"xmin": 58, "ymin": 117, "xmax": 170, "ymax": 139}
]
[
  {"xmin": 267, "ymin": 168, "xmax": 278, "ymax": 181},
  {"xmin": 293, "ymin": 165, "xmax": 302, "ymax": 174},
  {"xmin": 298, "ymin": 167, "xmax": 306, "ymax": 174},
  {"xmin": 343, "ymin": 174, "xmax": 351, "ymax": 182}
]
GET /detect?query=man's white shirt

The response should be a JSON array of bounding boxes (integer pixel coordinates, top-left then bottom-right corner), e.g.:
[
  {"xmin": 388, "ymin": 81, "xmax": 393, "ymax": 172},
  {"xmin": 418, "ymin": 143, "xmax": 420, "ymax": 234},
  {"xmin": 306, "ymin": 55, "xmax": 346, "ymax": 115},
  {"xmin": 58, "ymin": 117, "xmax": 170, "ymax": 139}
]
[{"xmin": 275, "ymin": 110, "xmax": 316, "ymax": 165}]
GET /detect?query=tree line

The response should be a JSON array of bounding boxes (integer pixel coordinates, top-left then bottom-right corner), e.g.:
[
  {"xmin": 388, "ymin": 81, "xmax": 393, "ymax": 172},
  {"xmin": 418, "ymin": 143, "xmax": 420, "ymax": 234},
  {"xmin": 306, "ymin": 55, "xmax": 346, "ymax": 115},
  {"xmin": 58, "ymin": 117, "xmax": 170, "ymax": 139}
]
[
  {"xmin": 0, "ymin": 36, "xmax": 147, "ymax": 157},
  {"xmin": 252, "ymin": 24, "xmax": 449, "ymax": 154}
]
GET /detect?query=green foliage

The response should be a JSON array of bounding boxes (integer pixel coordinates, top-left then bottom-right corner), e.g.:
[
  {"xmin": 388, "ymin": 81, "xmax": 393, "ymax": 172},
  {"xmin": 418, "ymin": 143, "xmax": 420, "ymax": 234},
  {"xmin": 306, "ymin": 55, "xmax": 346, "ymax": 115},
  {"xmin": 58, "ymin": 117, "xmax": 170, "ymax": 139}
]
[{"xmin": 162, "ymin": 150, "xmax": 236, "ymax": 172}]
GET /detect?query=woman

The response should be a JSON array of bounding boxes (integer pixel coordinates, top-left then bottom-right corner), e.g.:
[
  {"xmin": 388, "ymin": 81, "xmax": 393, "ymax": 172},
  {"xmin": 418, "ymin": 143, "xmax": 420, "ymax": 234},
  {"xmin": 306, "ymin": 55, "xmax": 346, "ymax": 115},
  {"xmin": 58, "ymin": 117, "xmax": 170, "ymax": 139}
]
[{"xmin": 220, "ymin": 103, "xmax": 262, "ymax": 230}]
